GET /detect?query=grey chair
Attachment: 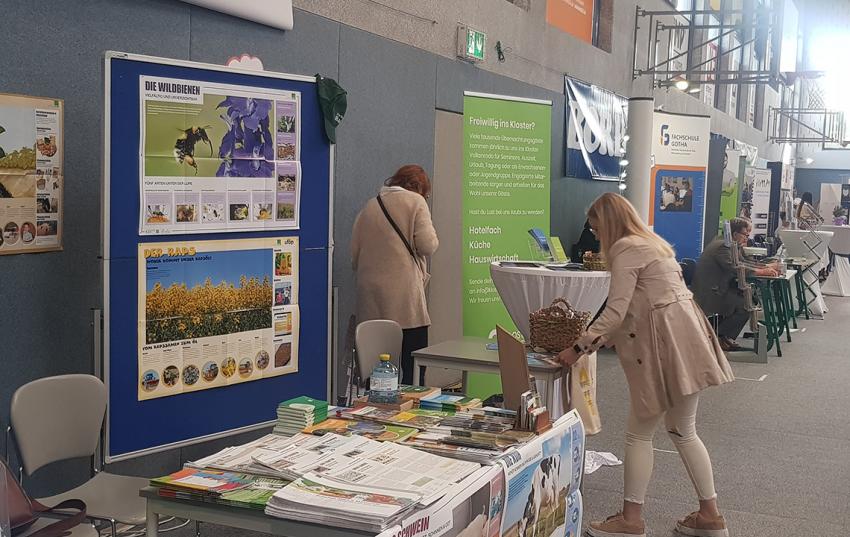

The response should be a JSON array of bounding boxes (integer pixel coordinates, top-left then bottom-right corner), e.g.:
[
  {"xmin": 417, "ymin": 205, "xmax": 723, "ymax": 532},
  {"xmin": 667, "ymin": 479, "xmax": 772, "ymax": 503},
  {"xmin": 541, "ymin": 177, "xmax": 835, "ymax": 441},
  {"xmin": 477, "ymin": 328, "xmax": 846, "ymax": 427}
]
[
  {"xmin": 355, "ymin": 320, "xmax": 403, "ymax": 387},
  {"xmin": 8, "ymin": 374, "xmax": 149, "ymax": 536}
]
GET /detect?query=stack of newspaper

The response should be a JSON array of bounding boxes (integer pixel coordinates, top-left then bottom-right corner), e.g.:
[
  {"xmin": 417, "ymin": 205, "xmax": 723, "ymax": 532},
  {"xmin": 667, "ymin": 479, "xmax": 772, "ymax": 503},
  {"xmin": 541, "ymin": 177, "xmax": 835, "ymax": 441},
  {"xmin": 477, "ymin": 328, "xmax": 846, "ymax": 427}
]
[
  {"xmin": 264, "ymin": 438, "xmax": 480, "ymax": 531},
  {"xmin": 265, "ymin": 473, "xmax": 420, "ymax": 532}
]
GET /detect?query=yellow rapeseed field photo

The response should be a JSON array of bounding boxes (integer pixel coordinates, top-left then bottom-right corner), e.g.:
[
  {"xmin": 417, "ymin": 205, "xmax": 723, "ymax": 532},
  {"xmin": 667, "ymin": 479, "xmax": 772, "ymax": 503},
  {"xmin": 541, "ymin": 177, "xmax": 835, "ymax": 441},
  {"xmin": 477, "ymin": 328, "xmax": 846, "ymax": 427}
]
[{"xmin": 145, "ymin": 275, "xmax": 272, "ymax": 344}]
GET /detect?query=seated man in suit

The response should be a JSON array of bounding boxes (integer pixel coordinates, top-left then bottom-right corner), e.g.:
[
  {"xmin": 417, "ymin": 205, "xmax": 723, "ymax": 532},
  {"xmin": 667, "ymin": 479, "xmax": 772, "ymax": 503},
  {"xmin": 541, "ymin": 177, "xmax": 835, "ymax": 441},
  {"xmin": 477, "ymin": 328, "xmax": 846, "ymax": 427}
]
[{"xmin": 693, "ymin": 217, "xmax": 779, "ymax": 351}]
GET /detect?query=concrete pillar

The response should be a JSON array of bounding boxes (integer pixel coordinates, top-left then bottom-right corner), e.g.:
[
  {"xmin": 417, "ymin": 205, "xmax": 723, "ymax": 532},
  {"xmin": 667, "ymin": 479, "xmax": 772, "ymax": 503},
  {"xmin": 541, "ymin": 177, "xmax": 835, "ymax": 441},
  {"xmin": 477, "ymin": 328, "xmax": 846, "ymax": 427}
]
[{"xmin": 625, "ymin": 97, "xmax": 654, "ymax": 223}]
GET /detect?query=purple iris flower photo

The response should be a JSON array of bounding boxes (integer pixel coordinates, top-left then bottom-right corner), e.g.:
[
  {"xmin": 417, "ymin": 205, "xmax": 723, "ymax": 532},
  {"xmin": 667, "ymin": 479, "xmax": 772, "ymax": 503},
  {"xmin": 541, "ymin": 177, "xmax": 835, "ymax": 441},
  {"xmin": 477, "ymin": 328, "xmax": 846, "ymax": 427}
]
[{"xmin": 215, "ymin": 96, "xmax": 274, "ymax": 177}]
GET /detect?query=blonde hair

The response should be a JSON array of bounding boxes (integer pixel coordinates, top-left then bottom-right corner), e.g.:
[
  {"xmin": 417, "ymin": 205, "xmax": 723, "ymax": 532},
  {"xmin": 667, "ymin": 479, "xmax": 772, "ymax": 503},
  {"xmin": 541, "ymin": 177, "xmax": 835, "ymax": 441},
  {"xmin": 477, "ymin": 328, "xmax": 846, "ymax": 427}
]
[{"xmin": 587, "ymin": 193, "xmax": 675, "ymax": 260}]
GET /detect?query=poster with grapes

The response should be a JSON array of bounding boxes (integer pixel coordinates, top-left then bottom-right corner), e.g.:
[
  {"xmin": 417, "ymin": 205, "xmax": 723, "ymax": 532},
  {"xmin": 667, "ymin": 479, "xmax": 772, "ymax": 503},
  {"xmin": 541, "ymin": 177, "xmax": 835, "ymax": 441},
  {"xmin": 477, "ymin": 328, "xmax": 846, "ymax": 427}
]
[
  {"xmin": 138, "ymin": 76, "xmax": 301, "ymax": 235},
  {"xmin": 137, "ymin": 236, "xmax": 299, "ymax": 400},
  {"xmin": 0, "ymin": 93, "xmax": 63, "ymax": 255}
]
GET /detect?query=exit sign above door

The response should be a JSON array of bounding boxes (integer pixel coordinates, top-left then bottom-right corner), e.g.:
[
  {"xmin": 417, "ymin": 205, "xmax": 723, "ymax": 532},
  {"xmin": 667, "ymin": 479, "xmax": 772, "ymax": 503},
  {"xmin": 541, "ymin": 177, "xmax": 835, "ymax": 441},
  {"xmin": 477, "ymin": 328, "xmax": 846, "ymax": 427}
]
[{"xmin": 457, "ymin": 24, "xmax": 486, "ymax": 62}]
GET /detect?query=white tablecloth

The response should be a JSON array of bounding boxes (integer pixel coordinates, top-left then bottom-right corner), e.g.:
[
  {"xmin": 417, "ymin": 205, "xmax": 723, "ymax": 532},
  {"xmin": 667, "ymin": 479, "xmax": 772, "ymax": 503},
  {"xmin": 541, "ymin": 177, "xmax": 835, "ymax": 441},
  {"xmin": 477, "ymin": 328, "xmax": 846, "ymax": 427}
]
[
  {"xmin": 490, "ymin": 263, "xmax": 611, "ymax": 340},
  {"xmin": 820, "ymin": 225, "xmax": 850, "ymax": 297},
  {"xmin": 779, "ymin": 229, "xmax": 834, "ymax": 316}
]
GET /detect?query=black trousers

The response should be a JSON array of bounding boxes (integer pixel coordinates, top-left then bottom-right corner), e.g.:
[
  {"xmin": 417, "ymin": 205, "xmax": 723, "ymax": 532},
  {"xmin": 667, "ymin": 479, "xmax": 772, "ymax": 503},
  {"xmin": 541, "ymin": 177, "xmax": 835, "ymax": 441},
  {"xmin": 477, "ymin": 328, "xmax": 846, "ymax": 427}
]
[
  {"xmin": 401, "ymin": 326, "xmax": 429, "ymax": 385},
  {"xmin": 717, "ymin": 307, "xmax": 751, "ymax": 340}
]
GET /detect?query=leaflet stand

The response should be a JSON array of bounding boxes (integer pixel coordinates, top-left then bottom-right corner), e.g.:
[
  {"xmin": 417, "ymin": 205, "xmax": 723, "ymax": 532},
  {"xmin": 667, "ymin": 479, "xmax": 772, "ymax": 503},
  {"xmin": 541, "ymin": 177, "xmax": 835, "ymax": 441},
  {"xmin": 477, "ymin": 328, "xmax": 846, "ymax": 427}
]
[
  {"xmin": 526, "ymin": 236, "xmax": 554, "ymax": 262},
  {"xmin": 723, "ymin": 221, "xmax": 768, "ymax": 364}
]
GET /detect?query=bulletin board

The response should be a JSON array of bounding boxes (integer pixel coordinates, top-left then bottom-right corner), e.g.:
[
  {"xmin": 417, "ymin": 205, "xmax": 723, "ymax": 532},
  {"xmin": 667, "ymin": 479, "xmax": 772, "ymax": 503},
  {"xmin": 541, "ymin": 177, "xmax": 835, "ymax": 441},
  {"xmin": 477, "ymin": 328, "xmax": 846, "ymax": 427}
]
[{"xmin": 102, "ymin": 52, "xmax": 333, "ymax": 462}]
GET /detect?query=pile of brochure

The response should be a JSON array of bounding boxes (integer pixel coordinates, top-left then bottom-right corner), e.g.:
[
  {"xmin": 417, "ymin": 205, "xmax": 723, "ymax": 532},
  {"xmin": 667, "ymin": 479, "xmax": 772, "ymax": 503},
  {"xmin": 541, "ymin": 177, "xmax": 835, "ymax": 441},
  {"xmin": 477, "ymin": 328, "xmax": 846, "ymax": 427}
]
[
  {"xmin": 273, "ymin": 396, "xmax": 328, "ymax": 436},
  {"xmin": 418, "ymin": 393, "xmax": 482, "ymax": 412},
  {"xmin": 150, "ymin": 468, "xmax": 290, "ymax": 509},
  {"xmin": 263, "ymin": 435, "xmax": 480, "ymax": 531},
  {"xmin": 265, "ymin": 474, "xmax": 420, "ymax": 532}
]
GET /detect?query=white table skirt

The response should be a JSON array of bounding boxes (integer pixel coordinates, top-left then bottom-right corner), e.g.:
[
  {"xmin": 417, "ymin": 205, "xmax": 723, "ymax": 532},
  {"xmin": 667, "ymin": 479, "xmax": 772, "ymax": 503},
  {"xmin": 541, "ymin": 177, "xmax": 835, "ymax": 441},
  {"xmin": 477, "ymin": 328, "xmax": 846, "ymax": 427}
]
[
  {"xmin": 490, "ymin": 263, "xmax": 611, "ymax": 341},
  {"xmin": 820, "ymin": 225, "xmax": 850, "ymax": 297}
]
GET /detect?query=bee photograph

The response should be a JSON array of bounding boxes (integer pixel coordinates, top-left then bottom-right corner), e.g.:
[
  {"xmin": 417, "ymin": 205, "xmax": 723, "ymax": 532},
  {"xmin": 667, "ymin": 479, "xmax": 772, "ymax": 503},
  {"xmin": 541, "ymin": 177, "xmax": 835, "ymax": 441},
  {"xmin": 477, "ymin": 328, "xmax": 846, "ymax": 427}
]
[
  {"xmin": 176, "ymin": 203, "xmax": 197, "ymax": 223},
  {"xmin": 143, "ymin": 91, "xmax": 274, "ymax": 178},
  {"xmin": 202, "ymin": 202, "xmax": 224, "ymax": 223},
  {"xmin": 229, "ymin": 203, "xmax": 249, "ymax": 221}
]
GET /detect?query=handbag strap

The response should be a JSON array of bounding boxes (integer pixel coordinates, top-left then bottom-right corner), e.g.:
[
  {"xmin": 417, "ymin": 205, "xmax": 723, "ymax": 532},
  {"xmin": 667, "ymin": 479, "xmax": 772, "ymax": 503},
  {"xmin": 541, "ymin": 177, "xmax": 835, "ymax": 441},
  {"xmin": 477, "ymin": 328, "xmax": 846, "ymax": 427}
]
[
  {"xmin": 28, "ymin": 500, "xmax": 88, "ymax": 537},
  {"xmin": 376, "ymin": 195, "xmax": 417, "ymax": 260},
  {"xmin": 2, "ymin": 456, "xmax": 87, "ymax": 537}
]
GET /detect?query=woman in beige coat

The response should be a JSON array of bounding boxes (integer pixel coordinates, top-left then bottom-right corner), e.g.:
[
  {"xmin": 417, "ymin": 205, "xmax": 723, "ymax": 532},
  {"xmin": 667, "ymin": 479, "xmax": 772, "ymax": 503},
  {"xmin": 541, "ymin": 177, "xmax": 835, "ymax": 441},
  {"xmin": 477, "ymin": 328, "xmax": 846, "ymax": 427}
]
[
  {"xmin": 351, "ymin": 165, "xmax": 438, "ymax": 385},
  {"xmin": 558, "ymin": 193, "xmax": 733, "ymax": 537}
]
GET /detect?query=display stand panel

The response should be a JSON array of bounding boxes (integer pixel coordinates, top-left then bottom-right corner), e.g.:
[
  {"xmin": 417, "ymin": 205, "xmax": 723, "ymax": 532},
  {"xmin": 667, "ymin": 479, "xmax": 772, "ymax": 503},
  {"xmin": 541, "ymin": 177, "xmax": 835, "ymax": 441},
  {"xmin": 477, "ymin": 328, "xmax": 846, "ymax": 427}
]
[{"xmin": 103, "ymin": 52, "xmax": 332, "ymax": 462}]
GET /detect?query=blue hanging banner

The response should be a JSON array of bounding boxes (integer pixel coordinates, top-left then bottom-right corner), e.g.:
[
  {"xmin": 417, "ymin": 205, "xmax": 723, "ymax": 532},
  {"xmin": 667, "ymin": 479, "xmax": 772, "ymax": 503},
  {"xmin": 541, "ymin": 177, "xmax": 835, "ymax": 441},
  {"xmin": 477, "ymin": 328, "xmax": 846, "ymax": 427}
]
[{"xmin": 565, "ymin": 77, "xmax": 628, "ymax": 181}]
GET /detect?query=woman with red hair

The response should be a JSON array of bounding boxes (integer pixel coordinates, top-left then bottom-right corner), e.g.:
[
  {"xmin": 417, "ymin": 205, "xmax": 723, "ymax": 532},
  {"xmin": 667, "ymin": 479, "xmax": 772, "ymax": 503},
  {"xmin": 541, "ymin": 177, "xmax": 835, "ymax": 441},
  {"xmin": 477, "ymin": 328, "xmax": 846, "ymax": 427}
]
[{"xmin": 351, "ymin": 165, "xmax": 439, "ymax": 384}]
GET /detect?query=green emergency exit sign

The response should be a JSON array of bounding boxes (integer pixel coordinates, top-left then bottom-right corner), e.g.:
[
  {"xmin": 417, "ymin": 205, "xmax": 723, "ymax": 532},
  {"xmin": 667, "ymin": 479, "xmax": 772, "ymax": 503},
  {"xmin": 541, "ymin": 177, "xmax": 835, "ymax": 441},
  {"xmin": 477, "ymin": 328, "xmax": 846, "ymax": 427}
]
[{"xmin": 458, "ymin": 24, "xmax": 486, "ymax": 62}]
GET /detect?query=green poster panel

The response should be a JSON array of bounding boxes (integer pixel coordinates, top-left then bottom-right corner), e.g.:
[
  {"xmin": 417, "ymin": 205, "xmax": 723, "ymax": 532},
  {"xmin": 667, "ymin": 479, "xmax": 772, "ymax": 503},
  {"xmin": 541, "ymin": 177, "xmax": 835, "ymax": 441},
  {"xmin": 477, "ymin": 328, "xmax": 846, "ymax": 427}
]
[
  {"xmin": 718, "ymin": 149, "xmax": 742, "ymax": 235},
  {"xmin": 462, "ymin": 93, "xmax": 552, "ymax": 398}
]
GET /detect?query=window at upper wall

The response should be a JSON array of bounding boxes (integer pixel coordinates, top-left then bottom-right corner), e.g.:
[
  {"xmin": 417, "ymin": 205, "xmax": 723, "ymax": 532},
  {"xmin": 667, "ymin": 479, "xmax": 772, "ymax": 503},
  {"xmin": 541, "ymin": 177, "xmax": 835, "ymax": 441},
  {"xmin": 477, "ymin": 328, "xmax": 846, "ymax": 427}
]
[
  {"xmin": 593, "ymin": 0, "xmax": 613, "ymax": 52},
  {"xmin": 545, "ymin": 0, "xmax": 613, "ymax": 52}
]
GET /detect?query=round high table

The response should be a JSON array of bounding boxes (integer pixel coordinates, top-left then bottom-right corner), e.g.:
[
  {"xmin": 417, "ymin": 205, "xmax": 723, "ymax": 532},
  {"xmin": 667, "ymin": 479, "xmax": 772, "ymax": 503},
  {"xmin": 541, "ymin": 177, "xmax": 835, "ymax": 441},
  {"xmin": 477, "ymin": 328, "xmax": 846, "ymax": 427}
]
[
  {"xmin": 490, "ymin": 263, "xmax": 611, "ymax": 340},
  {"xmin": 490, "ymin": 262, "xmax": 611, "ymax": 422},
  {"xmin": 820, "ymin": 225, "xmax": 850, "ymax": 297}
]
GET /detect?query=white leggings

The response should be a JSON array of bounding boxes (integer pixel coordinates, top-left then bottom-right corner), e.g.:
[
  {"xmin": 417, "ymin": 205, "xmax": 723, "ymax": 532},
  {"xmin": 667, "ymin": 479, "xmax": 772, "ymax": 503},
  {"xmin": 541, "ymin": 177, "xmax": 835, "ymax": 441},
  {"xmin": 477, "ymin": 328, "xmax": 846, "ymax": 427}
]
[{"xmin": 623, "ymin": 393, "xmax": 717, "ymax": 504}]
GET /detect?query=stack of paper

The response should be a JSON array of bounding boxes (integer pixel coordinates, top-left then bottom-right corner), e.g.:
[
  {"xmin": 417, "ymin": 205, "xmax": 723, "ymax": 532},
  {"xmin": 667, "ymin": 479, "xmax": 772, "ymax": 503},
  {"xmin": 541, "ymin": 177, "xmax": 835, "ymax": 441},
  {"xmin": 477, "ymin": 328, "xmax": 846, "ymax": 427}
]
[
  {"xmin": 151, "ymin": 468, "xmax": 253, "ymax": 499},
  {"xmin": 341, "ymin": 406, "xmax": 451, "ymax": 430},
  {"xmin": 265, "ymin": 474, "xmax": 420, "ymax": 532},
  {"xmin": 274, "ymin": 396, "xmax": 328, "ymax": 436},
  {"xmin": 187, "ymin": 434, "xmax": 315, "ymax": 477},
  {"xmin": 418, "ymin": 393, "xmax": 482, "ymax": 412},
  {"xmin": 398, "ymin": 384, "xmax": 441, "ymax": 402}
]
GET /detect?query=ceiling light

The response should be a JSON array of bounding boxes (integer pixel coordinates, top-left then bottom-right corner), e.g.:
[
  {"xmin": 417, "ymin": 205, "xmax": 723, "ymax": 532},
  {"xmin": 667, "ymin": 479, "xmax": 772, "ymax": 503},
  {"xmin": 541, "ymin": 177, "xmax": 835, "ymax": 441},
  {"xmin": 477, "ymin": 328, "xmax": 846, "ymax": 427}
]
[
  {"xmin": 620, "ymin": 171, "xmax": 628, "ymax": 178},
  {"xmin": 623, "ymin": 135, "xmax": 630, "ymax": 142},
  {"xmin": 675, "ymin": 79, "xmax": 690, "ymax": 91},
  {"xmin": 804, "ymin": 157, "xmax": 814, "ymax": 164},
  {"xmin": 619, "ymin": 159, "xmax": 629, "ymax": 166},
  {"xmin": 619, "ymin": 183, "xmax": 627, "ymax": 191},
  {"xmin": 688, "ymin": 87, "xmax": 701, "ymax": 94}
]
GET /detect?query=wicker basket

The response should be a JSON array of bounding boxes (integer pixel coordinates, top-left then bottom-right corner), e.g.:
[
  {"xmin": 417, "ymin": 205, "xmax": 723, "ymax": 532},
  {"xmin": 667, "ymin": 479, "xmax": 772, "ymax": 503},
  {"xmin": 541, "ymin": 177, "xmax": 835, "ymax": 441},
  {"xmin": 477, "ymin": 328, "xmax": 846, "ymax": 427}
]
[
  {"xmin": 529, "ymin": 298, "xmax": 591, "ymax": 353},
  {"xmin": 583, "ymin": 251, "xmax": 607, "ymax": 271}
]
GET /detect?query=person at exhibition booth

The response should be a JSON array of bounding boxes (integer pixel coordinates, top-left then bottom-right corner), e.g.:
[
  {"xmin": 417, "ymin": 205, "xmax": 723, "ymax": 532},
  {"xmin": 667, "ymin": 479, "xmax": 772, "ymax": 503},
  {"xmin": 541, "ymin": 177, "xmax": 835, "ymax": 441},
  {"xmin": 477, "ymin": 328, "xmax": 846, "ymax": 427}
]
[
  {"xmin": 351, "ymin": 164, "xmax": 438, "ymax": 385},
  {"xmin": 693, "ymin": 217, "xmax": 780, "ymax": 351},
  {"xmin": 571, "ymin": 219, "xmax": 601, "ymax": 262},
  {"xmin": 796, "ymin": 191, "xmax": 822, "ymax": 229},
  {"xmin": 558, "ymin": 193, "xmax": 733, "ymax": 537}
]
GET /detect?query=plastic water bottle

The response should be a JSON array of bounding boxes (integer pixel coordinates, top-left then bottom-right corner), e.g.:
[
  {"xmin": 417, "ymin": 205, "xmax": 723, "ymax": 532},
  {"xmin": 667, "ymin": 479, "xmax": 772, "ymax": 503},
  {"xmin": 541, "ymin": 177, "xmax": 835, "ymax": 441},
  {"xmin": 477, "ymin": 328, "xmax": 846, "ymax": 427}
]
[{"xmin": 368, "ymin": 354, "xmax": 400, "ymax": 404}]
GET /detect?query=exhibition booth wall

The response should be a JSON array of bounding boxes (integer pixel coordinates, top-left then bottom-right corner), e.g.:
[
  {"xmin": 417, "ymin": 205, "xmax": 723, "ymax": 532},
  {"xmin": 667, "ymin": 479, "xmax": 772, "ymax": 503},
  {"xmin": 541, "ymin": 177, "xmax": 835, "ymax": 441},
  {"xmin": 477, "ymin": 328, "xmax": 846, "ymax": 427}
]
[{"xmin": 0, "ymin": 0, "xmax": 583, "ymax": 497}]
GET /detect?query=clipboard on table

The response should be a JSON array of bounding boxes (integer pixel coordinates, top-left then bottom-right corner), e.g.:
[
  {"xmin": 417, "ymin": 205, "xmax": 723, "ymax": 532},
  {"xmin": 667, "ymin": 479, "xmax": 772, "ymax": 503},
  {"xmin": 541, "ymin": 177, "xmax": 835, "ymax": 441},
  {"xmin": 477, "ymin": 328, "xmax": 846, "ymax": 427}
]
[{"xmin": 496, "ymin": 326, "xmax": 532, "ymax": 414}]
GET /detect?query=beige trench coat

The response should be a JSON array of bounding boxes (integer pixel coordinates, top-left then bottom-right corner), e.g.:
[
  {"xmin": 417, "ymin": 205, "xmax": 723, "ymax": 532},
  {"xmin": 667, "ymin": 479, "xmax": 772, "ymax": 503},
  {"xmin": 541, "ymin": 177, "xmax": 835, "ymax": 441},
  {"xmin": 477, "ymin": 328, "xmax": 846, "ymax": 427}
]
[
  {"xmin": 351, "ymin": 187, "xmax": 438, "ymax": 329},
  {"xmin": 575, "ymin": 235, "xmax": 733, "ymax": 418}
]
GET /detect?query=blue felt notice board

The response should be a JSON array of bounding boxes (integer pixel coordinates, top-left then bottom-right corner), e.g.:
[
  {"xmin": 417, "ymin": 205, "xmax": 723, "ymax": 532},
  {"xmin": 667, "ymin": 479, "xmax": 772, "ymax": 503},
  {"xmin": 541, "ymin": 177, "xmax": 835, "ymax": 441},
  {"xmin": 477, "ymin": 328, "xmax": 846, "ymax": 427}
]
[{"xmin": 103, "ymin": 53, "xmax": 332, "ymax": 462}]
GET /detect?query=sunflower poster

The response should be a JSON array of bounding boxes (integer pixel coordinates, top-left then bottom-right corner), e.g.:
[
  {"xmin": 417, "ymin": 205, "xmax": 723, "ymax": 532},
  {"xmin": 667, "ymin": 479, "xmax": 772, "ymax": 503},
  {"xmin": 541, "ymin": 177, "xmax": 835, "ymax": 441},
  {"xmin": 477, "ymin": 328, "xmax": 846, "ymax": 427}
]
[
  {"xmin": 137, "ymin": 236, "xmax": 299, "ymax": 400},
  {"xmin": 138, "ymin": 76, "xmax": 301, "ymax": 235}
]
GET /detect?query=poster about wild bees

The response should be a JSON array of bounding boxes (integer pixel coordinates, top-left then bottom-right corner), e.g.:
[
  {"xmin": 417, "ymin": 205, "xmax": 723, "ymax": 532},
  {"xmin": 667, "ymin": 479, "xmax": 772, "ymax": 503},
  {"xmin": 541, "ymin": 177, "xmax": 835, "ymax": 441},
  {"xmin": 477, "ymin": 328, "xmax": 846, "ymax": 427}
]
[
  {"xmin": 137, "ymin": 237, "xmax": 300, "ymax": 400},
  {"xmin": 0, "ymin": 93, "xmax": 63, "ymax": 255},
  {"xmin": 138, "ymin": 76, "xmax": 301, "ymax": 235}
]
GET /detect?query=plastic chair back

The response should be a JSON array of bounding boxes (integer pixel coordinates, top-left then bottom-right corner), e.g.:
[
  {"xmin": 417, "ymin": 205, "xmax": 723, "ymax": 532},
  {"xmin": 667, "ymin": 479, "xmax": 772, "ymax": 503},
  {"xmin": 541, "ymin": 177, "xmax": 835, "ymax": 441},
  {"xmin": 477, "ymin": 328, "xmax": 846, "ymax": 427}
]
[
  {"xmin": 10, "ymin": 375, "xmax": 106, "ymax": 475},
  {"xmin": 355, "ymin": 320, "xmax": 403, "ymax": 385},
  {"xmin": 679, "ymin": 258, "xmax": 697, "ymax": 287}
]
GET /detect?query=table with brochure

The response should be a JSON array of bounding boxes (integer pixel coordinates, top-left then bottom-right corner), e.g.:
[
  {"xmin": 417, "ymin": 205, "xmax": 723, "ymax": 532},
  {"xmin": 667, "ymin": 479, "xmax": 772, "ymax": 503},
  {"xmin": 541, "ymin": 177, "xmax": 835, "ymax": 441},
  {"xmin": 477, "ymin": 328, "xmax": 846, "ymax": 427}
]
[{"xmin": 141, "ymin": 404, "xmax": 586, "ymax": 537}]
